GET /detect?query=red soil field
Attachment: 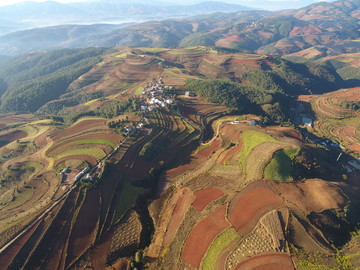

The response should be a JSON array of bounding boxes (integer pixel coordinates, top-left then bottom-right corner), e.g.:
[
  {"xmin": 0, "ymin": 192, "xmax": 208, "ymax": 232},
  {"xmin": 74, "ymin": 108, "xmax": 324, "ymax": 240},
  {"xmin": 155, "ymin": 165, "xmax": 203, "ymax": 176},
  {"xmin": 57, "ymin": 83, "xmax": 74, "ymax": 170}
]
[
  {"xmin": 25, "ymin": 189, "xmax": 79, "ymax": 269},
  {"xmin": 0, "ymin": 130, "xmax": 27, "ymax": 143},
  {"xmin": 192, "ymin": 188, "xmax": 224, "ymax": 211},
  {"xmin": 163, "ymin": 188, "xmax": 195, "ymax": 247},
  {"xmin": 198, "ymin": 137, "xmax": 222, "ymax": 158},
  {"xmin": 51, "ymin": 119, "xmax": 107, "ymax": 141},
  {"xmin": 182, "ymin": 205, "xmax": 229, "ymax": 267},
  {"xmin": 219, "ymin": 124, "xmax": 244, "ymax": 164},
  {"xmin": 0, "ymin": 220, "xmax": 42, "ymax": 269},
  {"xmin": 234, "ymin": 254, "xmax": 295, "ymax": 270},
  {"xmin": 228, "ymin": 184, "xmax": 284, "ymax": 235},
  {"xmin": 34, "ymin": 128, "xmax": 50, "ymax": 148},
  {"xmin": 65, "ymin": 189, "xmax": 100, "ymax": 267},
  {"xmin": 91, "ymin": 230, "xmax": 114, "ymax": 270}
]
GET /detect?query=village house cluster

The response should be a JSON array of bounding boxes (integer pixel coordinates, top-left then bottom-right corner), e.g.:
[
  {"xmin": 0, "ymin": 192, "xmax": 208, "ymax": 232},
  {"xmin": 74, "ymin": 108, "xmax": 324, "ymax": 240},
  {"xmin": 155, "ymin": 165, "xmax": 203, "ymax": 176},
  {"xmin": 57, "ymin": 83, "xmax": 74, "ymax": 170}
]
[{"xmin": 140, "ymin": 76, "xmax": 174, "ymax": 112}]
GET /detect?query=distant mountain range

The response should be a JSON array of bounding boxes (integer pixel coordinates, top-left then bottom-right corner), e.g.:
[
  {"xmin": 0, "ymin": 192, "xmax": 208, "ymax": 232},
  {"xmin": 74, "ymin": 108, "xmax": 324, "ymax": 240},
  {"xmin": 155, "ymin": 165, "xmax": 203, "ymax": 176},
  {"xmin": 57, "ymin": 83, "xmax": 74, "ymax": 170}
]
[
  {"xmin": 0, "ymin": 0, "xmax": 359, "ymax": 56},
  {"xmin": 0, "ymin": 1, "xmax": 252, "ymax": 35}
]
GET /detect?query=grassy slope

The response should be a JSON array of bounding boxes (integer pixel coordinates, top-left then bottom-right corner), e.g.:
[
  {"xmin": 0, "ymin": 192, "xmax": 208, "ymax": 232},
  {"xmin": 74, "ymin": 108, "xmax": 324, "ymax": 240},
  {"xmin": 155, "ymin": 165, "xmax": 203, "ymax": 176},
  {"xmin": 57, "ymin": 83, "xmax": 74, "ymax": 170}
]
[
  {"xmin": 264, "ymin": 148, "xmax": 300, "ymax": 182},
  {"xmin": 200, "ymin": 227, "xmax": 239, "ymax": 270}
]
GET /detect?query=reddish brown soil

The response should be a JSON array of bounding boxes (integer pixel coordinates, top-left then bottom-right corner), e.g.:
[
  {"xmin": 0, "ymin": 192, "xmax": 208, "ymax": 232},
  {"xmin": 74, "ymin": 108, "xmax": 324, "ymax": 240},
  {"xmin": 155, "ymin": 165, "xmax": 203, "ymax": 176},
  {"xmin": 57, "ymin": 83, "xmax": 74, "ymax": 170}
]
[
  {"xmin": 51, "ymin": 119, "xmax": 107, "ymax": 141},
  {"xmin": 66, "ymin": 189, "xmax": 100, "ymax": 268},
  {"xmin": 234, "ymin": 254, "xmax": 295, "ymax": 270},
  {"xmin": 112, "ymin": 258, "xmax": 128, "ymax": 270},
  {"xmin": 90, "ymin": 231, "xmax": 112, "ymax": 269},
  {"xmin": 164, "ymin": 153, "xmax": 206, "ymax": 180},
  {"xmin": 0, "ymin": 220, "xmax": 42, "ymax": 269},
  {"xmin": 25, "ymin": 188, "xmax": 79, "ymax": 269},
  {"xmin": 198, "ymin": 137, "xmax": 222, "ymax": 158},
  {"xmin": 182, "ymin": 205, "xmax": 229, "ymax": 267},
  {"xmin": 91, "ymin": 230, "xmax": 114, "ymax": 270},
  {"xmin": 228, "ymin": 183, "xmax": 284, "ymax": 235},
  {"xmin": 192, "ymin": 188, "xmax": 224, "ymax": 211},
  {"xmin": 163, "ymin": 188, "xmax": 195, "ymax": 247},
  {"xmin": 219, "ymin": 124, "xmax": 244, "ymax": 164},
  {"xmin": 270, "ymin": 179, "xmax": 348, "ymax": 213},
  {"xmin": 34, "ymin": 128, "xmax": 50, "ymax": 148},
  {"xmin": 0, "ymin": 130, "xmax": 27, "ymax": 143}
]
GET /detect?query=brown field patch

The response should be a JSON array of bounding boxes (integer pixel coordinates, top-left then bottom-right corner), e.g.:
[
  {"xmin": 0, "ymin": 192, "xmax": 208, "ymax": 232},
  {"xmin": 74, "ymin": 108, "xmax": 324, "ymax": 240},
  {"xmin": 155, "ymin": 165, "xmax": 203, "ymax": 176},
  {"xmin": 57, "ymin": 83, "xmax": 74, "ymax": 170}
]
[
  {"xmin": 51, "ymin": 119, "xmax": 107, "ymax": 141},
  {"xmin": 66, "ymin": 189, "xmax": 100, "ymax": 267},
  {"xmin": 0, "ymin": 130, "xmax": 27, "ymax": 146},
  {"xmin": 34, "ymin": 128, "xmax": 50, "ymax": 148},
  {"xmin": 228, "ymin": 182, "xmax": 284, "ymax": 235},
  {"xmin": 234, "ymin": 253, "xmax": 295, "ymax": 270},
  {"xmin": 163, "ymin": 188, "xmax": 195, "ymax": 247},
  {"xmin": 192, "ymin": 188, "xmax": 224, "ymax": 211},
  {"xmin": 198, "ymin": 137, "xmax": 222, "ymax": 158},
  {"xmin": 0, "ymin": 219, "xmax": 42, "ymax": 270},
  {"xmin": 182, "ymin": 205, "xmax": 229, "ymax": 267},
  {"xmin": 270, "ymin": 179, "xmax": 348, "ymax": 213}
]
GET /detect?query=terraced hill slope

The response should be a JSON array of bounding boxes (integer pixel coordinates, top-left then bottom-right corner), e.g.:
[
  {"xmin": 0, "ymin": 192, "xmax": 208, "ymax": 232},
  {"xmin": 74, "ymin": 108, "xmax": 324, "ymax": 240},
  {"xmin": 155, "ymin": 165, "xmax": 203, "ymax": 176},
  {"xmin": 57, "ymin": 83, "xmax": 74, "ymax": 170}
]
[{"xmin": 0, "ymin": 45, "xmax": 358, "ymax": 269}]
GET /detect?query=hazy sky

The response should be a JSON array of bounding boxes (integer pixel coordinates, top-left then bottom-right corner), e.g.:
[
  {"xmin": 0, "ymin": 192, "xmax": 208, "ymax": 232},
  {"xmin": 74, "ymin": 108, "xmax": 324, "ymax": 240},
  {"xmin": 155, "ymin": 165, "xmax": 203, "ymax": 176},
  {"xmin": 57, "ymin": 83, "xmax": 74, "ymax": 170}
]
[
  {"xmin": 0, "ymin": 0, "xmax": 89, "ymax": 6},
  {"xmin": 0, "ymin": 0, "xmax": 335, "ymax": 9}
]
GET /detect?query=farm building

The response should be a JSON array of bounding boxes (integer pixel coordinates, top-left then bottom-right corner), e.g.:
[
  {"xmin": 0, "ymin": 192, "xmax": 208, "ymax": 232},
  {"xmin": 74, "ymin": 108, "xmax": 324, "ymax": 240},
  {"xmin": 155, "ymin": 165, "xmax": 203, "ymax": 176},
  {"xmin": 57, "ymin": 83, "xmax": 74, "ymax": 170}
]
[{"xmin": 301, "ymin": 117, "xmax": 313, "ymax": 127}]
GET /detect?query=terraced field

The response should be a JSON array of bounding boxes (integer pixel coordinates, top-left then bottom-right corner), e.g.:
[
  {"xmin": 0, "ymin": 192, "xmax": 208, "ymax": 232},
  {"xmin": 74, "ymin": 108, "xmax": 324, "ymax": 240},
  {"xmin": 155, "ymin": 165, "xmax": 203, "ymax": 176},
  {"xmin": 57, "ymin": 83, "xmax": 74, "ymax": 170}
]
[
  {"xmin": 299, "ymin": 87, "xmax": 360, "ymax": 155},
  {"xmin": 145, "ymin": 94, "xmax": 358, "ymax": 269}
]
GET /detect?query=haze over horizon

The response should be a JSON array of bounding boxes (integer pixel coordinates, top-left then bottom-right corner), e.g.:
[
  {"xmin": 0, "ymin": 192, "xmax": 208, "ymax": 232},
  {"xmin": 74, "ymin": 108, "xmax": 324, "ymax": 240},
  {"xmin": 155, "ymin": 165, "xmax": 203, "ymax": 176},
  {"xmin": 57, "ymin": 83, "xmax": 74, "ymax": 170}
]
[{"xmin": 0, "ymin": 0, "xmax": 336, "ymax": 10}]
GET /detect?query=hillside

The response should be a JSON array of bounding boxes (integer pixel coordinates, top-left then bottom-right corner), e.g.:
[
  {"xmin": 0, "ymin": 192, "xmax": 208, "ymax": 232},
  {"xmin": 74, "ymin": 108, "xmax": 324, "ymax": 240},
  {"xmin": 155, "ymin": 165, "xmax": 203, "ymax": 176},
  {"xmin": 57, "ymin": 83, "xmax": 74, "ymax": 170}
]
[
  {"xmin": 0, "ymin": 46, "xmax": 344, "ymax": 117},
  {"xmin": 0, "ymin": 45, "xmax": 358, "ymax": 269},
  {"xmin": 0, "ymin": 0, "xmax": 359, "ymax": 56}
]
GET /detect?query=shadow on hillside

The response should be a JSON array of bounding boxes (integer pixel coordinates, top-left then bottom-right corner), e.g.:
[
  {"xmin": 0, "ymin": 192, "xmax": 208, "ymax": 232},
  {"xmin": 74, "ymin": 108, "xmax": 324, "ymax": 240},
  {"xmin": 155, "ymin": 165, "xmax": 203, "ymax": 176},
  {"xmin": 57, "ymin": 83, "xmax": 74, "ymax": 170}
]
[{"xmin": 344, "ymin": 79, "xmax": 360, "ymax": 88}]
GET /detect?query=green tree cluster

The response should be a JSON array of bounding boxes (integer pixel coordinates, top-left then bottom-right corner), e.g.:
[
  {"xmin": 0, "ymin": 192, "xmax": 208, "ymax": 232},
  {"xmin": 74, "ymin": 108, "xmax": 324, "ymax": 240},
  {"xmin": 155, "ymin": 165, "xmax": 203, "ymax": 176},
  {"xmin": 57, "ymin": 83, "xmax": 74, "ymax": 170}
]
[{"xmin": 0, "ymin": 48, "xmax": 107, "ymax": 112}]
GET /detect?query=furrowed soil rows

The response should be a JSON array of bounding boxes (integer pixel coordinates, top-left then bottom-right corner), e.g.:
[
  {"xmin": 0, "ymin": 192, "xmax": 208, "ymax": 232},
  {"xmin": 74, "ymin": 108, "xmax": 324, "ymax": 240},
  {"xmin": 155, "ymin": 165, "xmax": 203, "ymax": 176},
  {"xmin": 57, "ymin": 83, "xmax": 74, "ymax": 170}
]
[
  {"xmin": 65, "ymin": 189, "xmax": 100, "ymax": 268},
  {"xmin": 163, "ymin": 188, "xmax": 195, "ymax": 247},
  {"xmin": 234, "ymin": 254, "xmax": 295, "ymax": 270},
  {"xmin": 22, "ymin": 189, "xmax": 79, "ymax": 268}
]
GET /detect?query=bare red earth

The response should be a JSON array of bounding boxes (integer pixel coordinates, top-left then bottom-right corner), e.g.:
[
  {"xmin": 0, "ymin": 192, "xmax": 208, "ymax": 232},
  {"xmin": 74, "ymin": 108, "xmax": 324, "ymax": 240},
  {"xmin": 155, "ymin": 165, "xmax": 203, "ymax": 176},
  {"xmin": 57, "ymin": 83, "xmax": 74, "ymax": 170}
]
[
  {"xmin": 0, "ymin": 130, "xmax": 27, "ymax": 143},
  {"xmin": 192, "ymin": 188, "xmax": 224, "ymax": 211},
  {"xmin": 228, "ymin": 186, "xmax": 284, "ymax": 235},
  {"xmin": 198, "ymin": 137, "xmax": 222, "ymax": 158},
  {"xmin": 163, "ymin": 188, "xmax": 195, "ymax": 247},
  {"xmin": 51, "ymin": 119, "xmax": 107, "ymax": 141},
  {"xmin": 182, "ymin": 205, "xmax": 229, "ymax": 267},
  {"xmin": 234, "ymin": 254, "xmax": 295, "ymax": 270},
  {"xmin": 0, "ymin": 220, "xmax": 42, "ymax": 269},
  {"xmin": 65, "ymin": 189, "xmax": 100, "ymax": 268}
]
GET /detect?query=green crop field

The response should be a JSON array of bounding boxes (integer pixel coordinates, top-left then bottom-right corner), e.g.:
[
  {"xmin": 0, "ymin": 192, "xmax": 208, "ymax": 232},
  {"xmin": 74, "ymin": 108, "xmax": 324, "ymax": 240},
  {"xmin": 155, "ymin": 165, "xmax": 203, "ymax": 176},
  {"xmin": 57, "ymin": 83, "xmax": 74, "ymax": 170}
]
[
  {"xmin": 55, "ymin": 148, "xmax": 106, "ymax": 160},
  {"xmin": 237, "ymin": 130, "xmax": 279, "ymax": 168},
  {"xmin": 264, "ymin": 148, "xmax": 300, "ymax": 182},
  {"xmin": 201, "ymin": 227, "xmax": 239, "ymax": 270}
]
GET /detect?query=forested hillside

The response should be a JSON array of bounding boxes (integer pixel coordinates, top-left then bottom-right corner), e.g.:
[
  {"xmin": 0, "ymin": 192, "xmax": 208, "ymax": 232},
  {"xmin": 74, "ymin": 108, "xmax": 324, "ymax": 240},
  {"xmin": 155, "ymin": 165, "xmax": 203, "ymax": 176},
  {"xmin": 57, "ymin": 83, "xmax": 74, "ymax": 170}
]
[{"xmin": 0, "ymin": 48, "xmax": 107, "ymax": 112}]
